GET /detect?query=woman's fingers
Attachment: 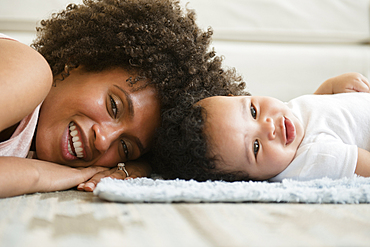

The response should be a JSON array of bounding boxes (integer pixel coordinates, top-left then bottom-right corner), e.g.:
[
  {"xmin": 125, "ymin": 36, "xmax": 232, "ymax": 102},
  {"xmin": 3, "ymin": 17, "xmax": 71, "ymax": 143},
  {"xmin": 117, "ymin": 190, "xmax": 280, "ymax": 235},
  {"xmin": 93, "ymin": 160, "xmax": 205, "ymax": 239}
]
[
  {"xmin": 109, "ymin": 168, "xmax": 130, "ymax": 180},
  {"xmin": 77, "ymin": 169, "xmax": 112, "ymax": 191},
  {"xmin": 77, "ymin": 167, "xmax": 130, "ymax": 192}
]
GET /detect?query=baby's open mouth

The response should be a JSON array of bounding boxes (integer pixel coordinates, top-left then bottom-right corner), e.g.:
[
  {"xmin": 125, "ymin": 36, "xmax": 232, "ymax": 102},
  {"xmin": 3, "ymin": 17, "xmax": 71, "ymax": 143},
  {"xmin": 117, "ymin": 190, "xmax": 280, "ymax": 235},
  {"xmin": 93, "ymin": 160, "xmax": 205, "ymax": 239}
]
[
  {"xmin": 67, "ymin": 122, "xmax": 84, "ymax": 158},
  {"xmin": 284, "ymin": 117, "xmax": 296, "ymax": 145}
]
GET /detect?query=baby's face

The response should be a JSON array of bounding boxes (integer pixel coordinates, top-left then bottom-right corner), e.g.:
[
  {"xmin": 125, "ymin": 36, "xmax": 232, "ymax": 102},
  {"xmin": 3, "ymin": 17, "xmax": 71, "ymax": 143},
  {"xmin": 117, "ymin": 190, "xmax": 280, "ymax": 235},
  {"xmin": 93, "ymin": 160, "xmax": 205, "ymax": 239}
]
[{"xmin": 198, "ymin": 96, "xmax": 304, "ymax": 180}]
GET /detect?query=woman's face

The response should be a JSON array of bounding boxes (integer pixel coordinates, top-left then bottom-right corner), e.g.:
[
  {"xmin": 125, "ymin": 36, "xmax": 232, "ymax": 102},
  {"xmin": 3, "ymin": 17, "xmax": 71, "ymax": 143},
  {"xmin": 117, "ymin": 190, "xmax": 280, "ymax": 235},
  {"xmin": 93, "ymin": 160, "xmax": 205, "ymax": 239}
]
[{"xmin": 36, "ymin": 67, "xmax": 161, "ymax": 168}]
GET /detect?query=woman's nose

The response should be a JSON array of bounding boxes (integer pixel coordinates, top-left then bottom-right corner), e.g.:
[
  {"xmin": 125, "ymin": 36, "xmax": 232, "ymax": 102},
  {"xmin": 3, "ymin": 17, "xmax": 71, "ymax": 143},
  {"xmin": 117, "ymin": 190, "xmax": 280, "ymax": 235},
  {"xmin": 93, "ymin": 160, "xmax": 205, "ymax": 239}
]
[
  {"xmin": 92, "ymin": 124, "xmax": 121, "ymax": 153},
  {"xmin": 262, "ymin": 117, "xmax": 275, "ymax": 140}
]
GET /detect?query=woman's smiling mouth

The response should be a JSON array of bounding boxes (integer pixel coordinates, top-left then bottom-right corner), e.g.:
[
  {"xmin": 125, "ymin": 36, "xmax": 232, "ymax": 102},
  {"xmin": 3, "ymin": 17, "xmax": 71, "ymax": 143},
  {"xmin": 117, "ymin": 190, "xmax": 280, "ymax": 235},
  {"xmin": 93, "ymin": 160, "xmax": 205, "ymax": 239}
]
[{"xmin": 67, "ymin": 122, "xmax": 85, "ymax": 158}]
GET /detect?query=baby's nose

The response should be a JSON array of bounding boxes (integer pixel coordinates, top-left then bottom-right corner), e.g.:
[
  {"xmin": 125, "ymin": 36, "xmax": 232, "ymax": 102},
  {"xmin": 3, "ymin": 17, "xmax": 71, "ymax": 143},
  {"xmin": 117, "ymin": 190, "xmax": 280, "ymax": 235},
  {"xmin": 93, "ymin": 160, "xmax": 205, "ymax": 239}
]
[{"xmin": 264, "ymin": 118, "xmax": 275, "ymax": 140}]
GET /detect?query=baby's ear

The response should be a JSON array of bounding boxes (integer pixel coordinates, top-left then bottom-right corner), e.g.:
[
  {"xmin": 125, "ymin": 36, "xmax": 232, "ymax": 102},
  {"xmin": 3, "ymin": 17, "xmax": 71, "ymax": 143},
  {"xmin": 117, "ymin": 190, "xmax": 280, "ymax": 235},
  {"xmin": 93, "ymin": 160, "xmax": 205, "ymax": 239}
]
[{"xmin": 227, "ymin": 94, "xmax": 234, "ymax": 96}]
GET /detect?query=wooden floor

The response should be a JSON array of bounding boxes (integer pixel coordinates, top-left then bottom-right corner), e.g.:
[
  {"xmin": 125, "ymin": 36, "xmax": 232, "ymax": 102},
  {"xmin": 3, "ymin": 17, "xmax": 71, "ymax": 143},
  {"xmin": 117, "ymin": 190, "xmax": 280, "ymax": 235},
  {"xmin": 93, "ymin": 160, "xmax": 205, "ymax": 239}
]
[{"xmin": 1, "ymin": 190, "xmax": 370, "ymax": 247}]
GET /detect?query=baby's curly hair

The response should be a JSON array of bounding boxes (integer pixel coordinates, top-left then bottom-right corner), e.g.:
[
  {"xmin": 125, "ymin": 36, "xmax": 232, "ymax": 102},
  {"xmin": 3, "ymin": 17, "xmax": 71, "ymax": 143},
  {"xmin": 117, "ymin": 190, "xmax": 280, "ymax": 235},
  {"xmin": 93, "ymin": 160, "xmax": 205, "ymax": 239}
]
[
  {"xmin": 152, "ymin": 72, "xmax": 251, "ymax": 182},
  {"xmin": 31, "ymin": 0, "xmax": 236, "ymax": 109}
]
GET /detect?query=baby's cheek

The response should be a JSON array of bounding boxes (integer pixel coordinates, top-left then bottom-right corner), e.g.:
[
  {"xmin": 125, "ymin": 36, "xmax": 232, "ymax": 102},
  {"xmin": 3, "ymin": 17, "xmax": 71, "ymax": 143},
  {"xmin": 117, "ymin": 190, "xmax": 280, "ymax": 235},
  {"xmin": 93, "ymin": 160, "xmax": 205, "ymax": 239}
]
[{"xmin": 268, "ymin": 147, "xmax": 292, "ymax": 171}]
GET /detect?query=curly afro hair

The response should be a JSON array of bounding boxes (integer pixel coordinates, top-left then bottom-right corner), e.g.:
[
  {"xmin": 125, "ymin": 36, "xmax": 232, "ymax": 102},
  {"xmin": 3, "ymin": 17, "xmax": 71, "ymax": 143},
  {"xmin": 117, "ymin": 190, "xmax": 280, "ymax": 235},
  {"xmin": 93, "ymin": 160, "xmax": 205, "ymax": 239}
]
[
  {"xmin": 151, "ymin": 73, "xmax": 251, "ymax": 182},
  {"xmin": 31, "ymin": 0, "xmax": 242, "ymax": 110}
]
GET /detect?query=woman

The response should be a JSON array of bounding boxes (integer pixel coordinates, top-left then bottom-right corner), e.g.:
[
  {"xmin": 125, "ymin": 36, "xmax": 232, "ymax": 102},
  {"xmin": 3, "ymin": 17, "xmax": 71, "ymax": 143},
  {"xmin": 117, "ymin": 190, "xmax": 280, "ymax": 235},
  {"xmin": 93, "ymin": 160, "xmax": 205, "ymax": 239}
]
[{"xmin": 0, "ymin": 0, "xmax": 227, "ymax": 197}]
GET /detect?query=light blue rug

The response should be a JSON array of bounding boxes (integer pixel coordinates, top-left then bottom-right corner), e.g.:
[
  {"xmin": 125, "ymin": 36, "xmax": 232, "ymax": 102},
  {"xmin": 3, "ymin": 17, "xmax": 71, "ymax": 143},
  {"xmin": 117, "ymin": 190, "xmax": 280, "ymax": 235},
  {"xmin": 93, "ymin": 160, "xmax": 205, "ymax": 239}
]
[{"xmin": 94, "ymin": 176, "xmax": 370, "ymax": 204}]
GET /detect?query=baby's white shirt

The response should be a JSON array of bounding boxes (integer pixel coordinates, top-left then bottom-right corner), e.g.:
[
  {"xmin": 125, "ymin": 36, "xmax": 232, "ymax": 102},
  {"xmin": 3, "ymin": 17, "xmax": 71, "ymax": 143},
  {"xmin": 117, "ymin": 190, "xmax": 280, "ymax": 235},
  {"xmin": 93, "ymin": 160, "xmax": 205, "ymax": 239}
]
[{"xmin": 270, "ymin": 93, "xmax": 370, "ymax": 182}]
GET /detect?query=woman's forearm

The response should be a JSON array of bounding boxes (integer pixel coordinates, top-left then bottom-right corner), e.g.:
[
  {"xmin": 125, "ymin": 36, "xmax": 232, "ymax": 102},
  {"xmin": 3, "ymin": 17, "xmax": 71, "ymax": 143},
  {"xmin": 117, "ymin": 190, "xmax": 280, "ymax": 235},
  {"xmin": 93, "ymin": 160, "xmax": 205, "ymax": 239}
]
[{"xmin": 0, "ymin": 156, "xmax": 107, "ymax": 198}]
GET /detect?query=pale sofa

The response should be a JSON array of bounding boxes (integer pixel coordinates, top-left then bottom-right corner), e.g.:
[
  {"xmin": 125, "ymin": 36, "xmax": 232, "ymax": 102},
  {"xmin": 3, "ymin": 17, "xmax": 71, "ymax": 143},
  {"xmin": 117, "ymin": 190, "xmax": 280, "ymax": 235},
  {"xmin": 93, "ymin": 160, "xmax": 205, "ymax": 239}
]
[
  {"xmin": 1, "ymin": 0, "xmax": 369, "ymax": 102},
  {"xmin": 185, "ymin": 0, "xmax": 370, "ymax": 101}
]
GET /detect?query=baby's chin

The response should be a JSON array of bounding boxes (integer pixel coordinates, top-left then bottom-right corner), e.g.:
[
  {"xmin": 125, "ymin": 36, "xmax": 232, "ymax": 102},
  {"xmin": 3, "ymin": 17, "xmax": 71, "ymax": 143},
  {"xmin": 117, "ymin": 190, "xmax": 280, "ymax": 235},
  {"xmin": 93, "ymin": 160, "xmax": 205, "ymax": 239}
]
[{"xmin": 253, "ymin": 161, "xmax": 293, "ymax": 181}]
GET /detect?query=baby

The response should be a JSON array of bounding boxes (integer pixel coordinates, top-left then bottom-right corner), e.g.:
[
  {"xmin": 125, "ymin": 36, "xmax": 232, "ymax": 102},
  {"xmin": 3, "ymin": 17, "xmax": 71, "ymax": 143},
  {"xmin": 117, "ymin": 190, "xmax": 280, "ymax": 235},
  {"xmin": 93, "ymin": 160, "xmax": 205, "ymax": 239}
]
[{"xmin": 153, "ymin": 73, "xmax": 370, "ymax": 181}]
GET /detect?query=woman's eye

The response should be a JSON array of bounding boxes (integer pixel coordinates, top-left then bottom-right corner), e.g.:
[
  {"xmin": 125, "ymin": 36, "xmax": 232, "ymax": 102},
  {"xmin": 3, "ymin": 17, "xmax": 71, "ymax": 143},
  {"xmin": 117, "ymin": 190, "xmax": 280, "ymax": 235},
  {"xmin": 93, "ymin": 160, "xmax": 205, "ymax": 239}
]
[
  {"xmin": 253, "ymin": 140, "xmax": 259, "ymax": 158},
  {"xmin": 121, "ymin": 139, "xmax": 129, "ymax": 160},
  {"xmin": 250, "ymin": 104, "xmax": 257, "ymax": 119},
  {"xmin": 110, "ymin": 96, "xmax": 118, "ymax": 118}
]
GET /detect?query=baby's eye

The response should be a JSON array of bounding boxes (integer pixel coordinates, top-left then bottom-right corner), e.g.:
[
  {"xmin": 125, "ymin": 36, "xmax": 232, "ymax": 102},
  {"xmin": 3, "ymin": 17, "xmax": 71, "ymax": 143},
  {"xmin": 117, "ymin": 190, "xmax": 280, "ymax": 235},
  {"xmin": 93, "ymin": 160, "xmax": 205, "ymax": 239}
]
[
  {"xmin": 253, "ymin": 140, "xmax": 259, "ymax": 158},
  {"xmin": 250, "ymin": 104, "xmax": 257, "ymax": 119}
]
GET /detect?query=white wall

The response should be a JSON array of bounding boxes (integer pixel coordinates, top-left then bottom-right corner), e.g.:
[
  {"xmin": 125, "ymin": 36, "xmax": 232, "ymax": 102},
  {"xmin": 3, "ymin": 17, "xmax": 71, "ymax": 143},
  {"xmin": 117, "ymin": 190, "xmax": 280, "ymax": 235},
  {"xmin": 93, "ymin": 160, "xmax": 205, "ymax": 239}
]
[
  {"xmin": 1, "ymin": 0, "xmax": 369, "ymax": 101},
  {"xmin": 183, "ymin": 0, "xmax": 370, "ymax": 101},
  {"xmin": 0, "ymin": 0, "xmax": 82, "ymax": 45}
]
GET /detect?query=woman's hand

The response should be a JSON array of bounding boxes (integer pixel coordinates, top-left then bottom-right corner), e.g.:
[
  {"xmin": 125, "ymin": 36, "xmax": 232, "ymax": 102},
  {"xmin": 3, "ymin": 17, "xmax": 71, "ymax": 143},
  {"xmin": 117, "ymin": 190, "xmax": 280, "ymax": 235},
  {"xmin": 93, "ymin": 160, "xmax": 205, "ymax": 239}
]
[
  {"xmin": 315, "ymin": 73, "xmax": 370, "ymax": 95},
  {"xmin": 0, "ymin": 156, "xmax": 109, "ymax": 198},
  {"xmin": 77, "ymin": 159, "xmax": 152, "ymax": 192}
]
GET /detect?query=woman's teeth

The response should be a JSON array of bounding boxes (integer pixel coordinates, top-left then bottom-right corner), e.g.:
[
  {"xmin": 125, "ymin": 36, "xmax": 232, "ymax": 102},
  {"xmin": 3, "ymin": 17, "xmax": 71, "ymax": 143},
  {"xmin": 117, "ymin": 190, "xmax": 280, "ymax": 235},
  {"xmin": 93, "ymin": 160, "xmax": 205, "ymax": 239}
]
[{"xmin": 68, "ymin": 122, "xmax": 84, "ymax": 158}]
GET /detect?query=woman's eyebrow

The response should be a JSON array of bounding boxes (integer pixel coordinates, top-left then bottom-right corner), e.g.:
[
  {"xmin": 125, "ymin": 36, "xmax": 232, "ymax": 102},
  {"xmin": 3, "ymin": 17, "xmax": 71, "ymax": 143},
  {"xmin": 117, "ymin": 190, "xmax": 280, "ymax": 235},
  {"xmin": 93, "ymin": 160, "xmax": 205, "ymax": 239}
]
[
  {"xmin": 133, "ymin": 135, "xmax": 145, "ymax": 156},
  {"xmin": 114, "ymin": 84, "xmax": 134, "ymax": 118}
]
